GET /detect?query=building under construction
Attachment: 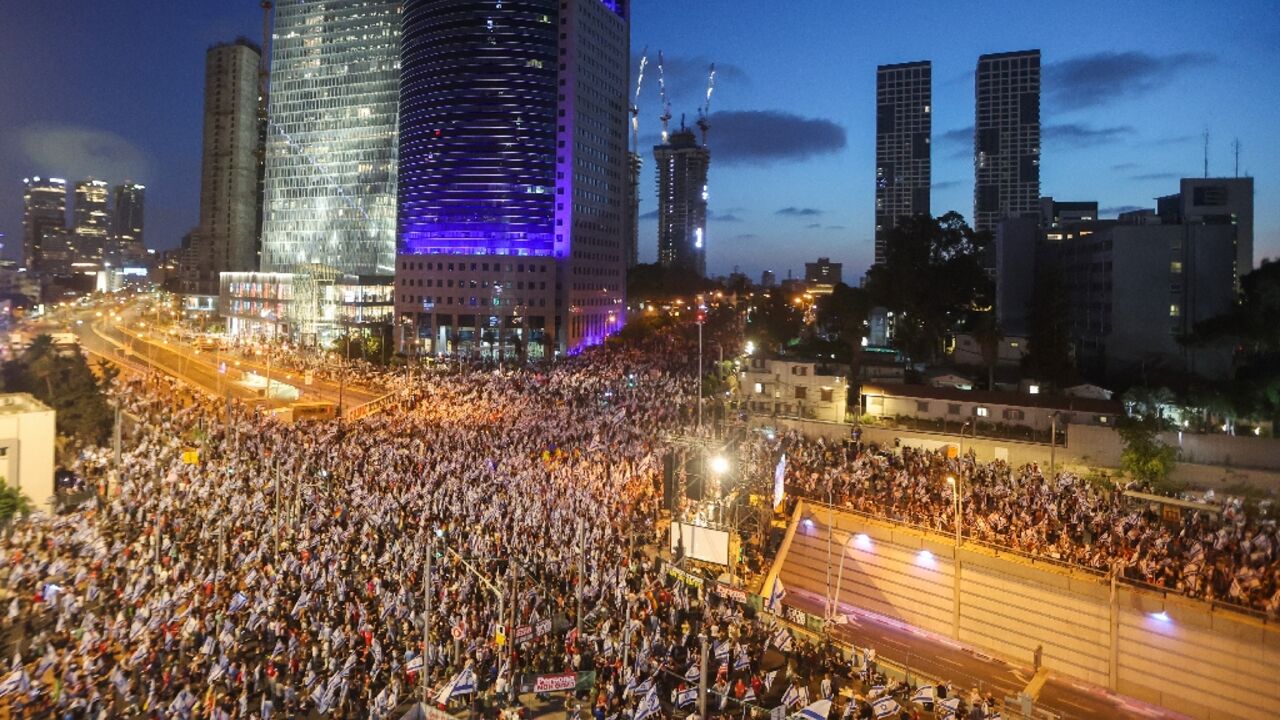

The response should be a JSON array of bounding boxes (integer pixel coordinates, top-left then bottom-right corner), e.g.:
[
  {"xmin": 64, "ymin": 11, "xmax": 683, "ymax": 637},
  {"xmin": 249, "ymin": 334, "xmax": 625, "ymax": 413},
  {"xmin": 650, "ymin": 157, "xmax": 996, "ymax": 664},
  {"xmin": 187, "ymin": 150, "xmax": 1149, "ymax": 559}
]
[{"xmin": 654, "ymin": 127, "xmax": 711, "ymax": 276}]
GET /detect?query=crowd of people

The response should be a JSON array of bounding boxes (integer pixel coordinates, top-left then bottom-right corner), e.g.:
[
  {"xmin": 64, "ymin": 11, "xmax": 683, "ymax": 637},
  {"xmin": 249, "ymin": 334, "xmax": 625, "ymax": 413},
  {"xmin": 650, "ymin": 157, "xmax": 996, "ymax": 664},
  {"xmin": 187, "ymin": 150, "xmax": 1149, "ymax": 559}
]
[{"xmin": 765, "ymin": 434, "xmax": 1280, "ymax": 614}]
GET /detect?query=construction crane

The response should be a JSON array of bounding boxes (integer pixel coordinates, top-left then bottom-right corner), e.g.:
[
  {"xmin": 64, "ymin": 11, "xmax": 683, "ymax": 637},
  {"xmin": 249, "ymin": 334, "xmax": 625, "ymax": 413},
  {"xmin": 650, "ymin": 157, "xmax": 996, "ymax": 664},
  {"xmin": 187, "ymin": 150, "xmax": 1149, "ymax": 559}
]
[
  {"xmin": 631, "ymin": 49, "xmax": 648, "ymax": 154},
  {"xmin": 657, "ymin": 51, "xmax": 672, "ymax": 143},
  {"xmin": 696, "ymin": 63, "xmax": 717, "ymax": 147}
]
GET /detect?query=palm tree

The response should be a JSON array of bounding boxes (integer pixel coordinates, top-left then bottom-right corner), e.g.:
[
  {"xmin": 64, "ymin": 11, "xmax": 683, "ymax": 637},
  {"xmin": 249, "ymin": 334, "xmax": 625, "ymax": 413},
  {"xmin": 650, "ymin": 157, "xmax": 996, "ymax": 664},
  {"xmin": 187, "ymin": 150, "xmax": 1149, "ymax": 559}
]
[{"xmin": 973, "ymin": 312, "xmax": 1002, "ymax": 392}]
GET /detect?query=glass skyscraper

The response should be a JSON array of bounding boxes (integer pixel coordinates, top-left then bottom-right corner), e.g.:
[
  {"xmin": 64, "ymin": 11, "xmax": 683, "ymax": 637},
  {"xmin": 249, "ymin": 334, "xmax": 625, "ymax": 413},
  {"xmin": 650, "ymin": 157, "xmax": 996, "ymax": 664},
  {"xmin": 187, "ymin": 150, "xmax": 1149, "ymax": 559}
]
[
  {"xmin": 260, "ymin": 0, "xmax": 401, "ymax": 277},
  {"xmin": 874, "ymin": 61, "xmax": 931, "ymax": 267}
]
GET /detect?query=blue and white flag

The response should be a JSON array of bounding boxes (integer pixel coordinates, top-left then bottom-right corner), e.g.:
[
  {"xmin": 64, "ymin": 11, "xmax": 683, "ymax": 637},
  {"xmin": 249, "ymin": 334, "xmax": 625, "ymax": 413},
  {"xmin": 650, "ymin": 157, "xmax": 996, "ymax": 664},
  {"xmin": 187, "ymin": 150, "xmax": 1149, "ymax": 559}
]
[
  {"xmin": 767, "ymin": 577, "xmax": 786, "ymax": 612},
  {"xmin": 796, "ymin": 699, "xmax": 832, "ymax": 720},
  {"xmin": 635, "ymin": 686, "xmax": 662, "ymax": 720},
  {"xmin": 780, "ymin": 684, "xmax": 800, "ymax": 708},
  {"xmin": 910, "ymin": 686, "xmax": 934, "ymax": 705},
  {"xmin": 685, "ymin": 663, "xmax": 700, "ymax": 682},
  {"xmin": 734, "ymin": 648, "xmax": 750, "ymax": 671},
  {"xmin": 714, "ymin": 640, "xmax": 730, "ymax": 662},
  {"xmin": 0, "ymin": 669, "xmax": 29, "ymax": 697},
  {"xmin": 228, "ymin": 592, "xmax": 249, "ymax": 613},
  {"xmin": 677, "ymin": 687, "xmax": 698, "ymax": 708},
  {"xmin": 742, "ymin": 685, "xmax": 756, "ymax": 703},
  {"xmin": 763, "ymin": 670, "xmax": 778, "ymax": 692},
  {"xmin": 871, "ymin": 696, "xmax": 900, "ymax": 719},
  {"xmin": 199, "ymin": 635, "xmax": 216, "ymax": 655},
  {"xmin": 937, "ymin": 697, "xmax": 961, "ymax": 718},
  {"xmin": 434, "ymin": 666, "xmax": 477, "ymax": 704},
  {"xmin": 770, "ymin": 627, "xmax": 793, "ymax": 652}
]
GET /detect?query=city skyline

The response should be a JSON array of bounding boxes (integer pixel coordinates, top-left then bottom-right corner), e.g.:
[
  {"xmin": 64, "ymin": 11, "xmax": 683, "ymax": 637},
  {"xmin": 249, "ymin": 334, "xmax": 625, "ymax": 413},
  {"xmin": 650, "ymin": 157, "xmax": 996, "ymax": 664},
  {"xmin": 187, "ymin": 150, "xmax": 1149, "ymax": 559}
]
[{"xmin": 0, "ymin": 1, "xmax": 1277, "ymax": 281}]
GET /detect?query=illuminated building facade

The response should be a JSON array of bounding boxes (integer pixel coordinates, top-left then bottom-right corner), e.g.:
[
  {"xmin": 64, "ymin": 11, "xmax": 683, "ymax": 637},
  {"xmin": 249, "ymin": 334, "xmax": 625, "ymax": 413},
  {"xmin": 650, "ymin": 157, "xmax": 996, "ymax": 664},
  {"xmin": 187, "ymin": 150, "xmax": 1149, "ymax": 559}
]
[
  {"xmin": 110, "ymin": 182, "xmax": 147, "ymax": 267},
  {"xmin": 875, "ymin": 60, "xmax": 931, "ymax": 267},
  {"xmin": 395, "ymin": 0, "xmax": 630, "ymax": 358},
  {"xmin": 22, "ymin": 177, "xmax": 67, "ymax": 273},
  {"xmin": 259, "ymin": 0, "xmax": 401, "ymax": 277},
  {"xmin": 73, "ymin": 179, "xmax": 111, "ymax": 271},
  {"xmin": 654, "ymin": 127, "xmax": 709, "ymax": 277},
  {"xmin": 973, "ymin": 49, "xmax": 1041, "ymax": 252}
]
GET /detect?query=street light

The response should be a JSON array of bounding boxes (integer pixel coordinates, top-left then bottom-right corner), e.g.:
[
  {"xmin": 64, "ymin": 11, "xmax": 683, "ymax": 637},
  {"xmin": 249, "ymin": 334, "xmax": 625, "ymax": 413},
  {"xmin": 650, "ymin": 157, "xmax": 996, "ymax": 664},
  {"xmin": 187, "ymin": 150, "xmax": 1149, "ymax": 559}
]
[{"xmin": 709, "ymin": 454, "xmax": 730, "ymax": 476}]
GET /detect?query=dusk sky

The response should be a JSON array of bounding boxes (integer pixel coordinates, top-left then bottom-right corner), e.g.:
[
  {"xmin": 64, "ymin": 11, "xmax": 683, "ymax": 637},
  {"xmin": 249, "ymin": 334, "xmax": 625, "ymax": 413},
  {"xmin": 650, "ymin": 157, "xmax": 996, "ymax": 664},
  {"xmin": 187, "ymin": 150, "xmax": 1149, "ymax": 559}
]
[{"xmin": 2, "ymin": 1, "xmax": 1277, "ymax": 280}]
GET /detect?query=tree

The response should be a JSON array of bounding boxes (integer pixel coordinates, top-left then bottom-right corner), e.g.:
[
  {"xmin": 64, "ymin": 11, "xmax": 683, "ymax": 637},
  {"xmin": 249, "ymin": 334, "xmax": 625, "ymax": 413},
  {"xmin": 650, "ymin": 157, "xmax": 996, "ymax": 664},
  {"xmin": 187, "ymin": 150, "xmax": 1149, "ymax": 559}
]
[
  {"xmin": 746, "ymin": 292, "xmax": 804, "ymax": 353},
  {"xmin": 1023, "ymin": 269, "xmax": 1076, "ymax": 389},
  {"xmin": 1117, "ymin": 414, "xmax": 1178, "ymax": 491},
  {"xmin": 626, "ymin": 263, "xmax": 719, "ymax": 303},
  {"xmin": 0, "ymin": 476, "xmax": 31, "ymax": 526},
  {"xmin": 968, "ymin": 311, "xmax": 1002, "ymax": 391},
  {"xmin": 2, "ymin": 335, "xmax": 114, "ymax": 446},
  {"xmin": 864, "ymin": 212, "xmax": 992, "ymax": 363}
]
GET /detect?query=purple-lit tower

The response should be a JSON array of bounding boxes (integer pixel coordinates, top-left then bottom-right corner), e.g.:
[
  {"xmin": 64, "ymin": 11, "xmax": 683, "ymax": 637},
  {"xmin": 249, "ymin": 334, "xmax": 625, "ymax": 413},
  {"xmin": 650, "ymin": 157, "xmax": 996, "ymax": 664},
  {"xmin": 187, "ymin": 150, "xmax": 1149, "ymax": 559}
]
[{"xmin": 395, "ymin": 0, "xmax": 630, "ymax": 359}]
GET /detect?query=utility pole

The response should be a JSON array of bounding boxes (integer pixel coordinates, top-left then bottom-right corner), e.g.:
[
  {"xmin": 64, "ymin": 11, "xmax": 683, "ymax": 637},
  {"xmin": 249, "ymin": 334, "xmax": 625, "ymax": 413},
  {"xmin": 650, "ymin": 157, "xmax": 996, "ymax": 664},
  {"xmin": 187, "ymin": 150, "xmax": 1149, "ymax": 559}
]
[
  {"xmin": 423, "ymin": 537, "xmax": 434, "ymax": 704},
  {"xmin": 273, "ymin": 456, "xmax": 281, "ymax": 561},
  {"xmin": 1049, "ymin": 412, "xmax": 1058, "ymax": 478},
  {"xmin": 576, "ymin": 518, "xmax": 585, "ymax": 637},
  {"xmin": 697, "ymin": 314, "xmax": 704, "ymax": 431},
  {"xmin": 697, "ymin": 632, "xmax": 709, "ymax": 719}
]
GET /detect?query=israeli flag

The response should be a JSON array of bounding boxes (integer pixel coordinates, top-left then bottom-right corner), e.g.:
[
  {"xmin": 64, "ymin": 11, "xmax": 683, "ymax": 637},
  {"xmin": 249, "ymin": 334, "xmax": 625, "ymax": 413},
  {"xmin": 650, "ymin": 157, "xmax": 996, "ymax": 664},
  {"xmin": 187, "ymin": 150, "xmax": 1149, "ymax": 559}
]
[
  {"xmin": 685, "ymin": 663, "xmax": 700, "ymax": 682},
  {"xmin": 937, "ymin": 697, "xmax": 961, "ymax": 718},
  {"xmin": 796, "ymin": 699, "xmax": 832, "ymax": 720},
  {"xmin": 228, "ymin": 592, "xmax": 249, "ymax": 613},
  {"xmin": 781, "ymin": 684, "xmax": 800, "ymax": 708},
  {"xmin": 768, "ymin": 577, "xmax": 786, "ymax": 612},
  {"xmin": 872, "ymin": 696, "xmax": 900, "ymax": 719},
  {"xmin": 763, "ymin": 670, "xmax": 778, "ymax": 692},
  {"xmin": 734, "ymin": 648, "xmax": 751, "ymax": 671},
  {"xmin": 743, "ymin": 685, "xmax": 756, "ymax": 703},
  {"xmin": 771, "ymin": 627, "xmax": 793, "ymax": 652},
  {"xmin": 199, "ymin": 635, "xmax": 216, "ymax": 655},
  {"xmin": 677, "ymin": 687, "xmax": 698, "ymax": 708},
  {"xmin": 910, "ymin": 685, "xmax": 935, "ymax": 705},
  {"xmin": 405, "ymin": 656, "xmax": 423, "ymax": 673},
  {"xmin": 635, "ymin": 686, "xmax": 662, "ymax": 720},
  {"xmin": 714, "ymin": 640, "xmax": 730, "ymax": 662},
  {"xmin": 434, "ymin": 666, "xmax": 477, "ymax": 704}
]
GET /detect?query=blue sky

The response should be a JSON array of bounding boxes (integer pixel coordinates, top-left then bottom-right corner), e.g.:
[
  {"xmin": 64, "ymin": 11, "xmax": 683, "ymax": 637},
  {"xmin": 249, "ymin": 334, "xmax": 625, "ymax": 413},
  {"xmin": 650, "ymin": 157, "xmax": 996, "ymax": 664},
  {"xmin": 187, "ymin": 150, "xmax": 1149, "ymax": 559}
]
[{"xmin": 2, "ymin": 1, "xmax": 1277, "ymax": 281}]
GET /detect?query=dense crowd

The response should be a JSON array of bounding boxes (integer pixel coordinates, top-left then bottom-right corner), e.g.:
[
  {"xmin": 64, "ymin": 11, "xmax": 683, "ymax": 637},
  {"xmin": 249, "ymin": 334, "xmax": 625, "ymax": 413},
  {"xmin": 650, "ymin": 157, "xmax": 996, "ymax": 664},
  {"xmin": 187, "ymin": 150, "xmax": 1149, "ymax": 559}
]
[{"xmin": 765, "ymin": 434, "xmax": 1280, "ymax": 614}]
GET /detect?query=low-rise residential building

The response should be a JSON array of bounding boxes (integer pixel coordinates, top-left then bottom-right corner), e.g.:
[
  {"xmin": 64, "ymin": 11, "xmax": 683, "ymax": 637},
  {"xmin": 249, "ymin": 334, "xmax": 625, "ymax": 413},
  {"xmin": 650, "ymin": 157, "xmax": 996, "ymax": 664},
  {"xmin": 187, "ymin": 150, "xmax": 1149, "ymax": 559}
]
[
  {"xmin": 0, "ymin": 393, "xmax": 56, "ymax": 509},
  {"xmin": 741, "ymin": 357, "xmax": 849, "ymax": 423},
  {"xmin": 860, "ymin": 384, "xmax": 1121, "ymax": 436}
]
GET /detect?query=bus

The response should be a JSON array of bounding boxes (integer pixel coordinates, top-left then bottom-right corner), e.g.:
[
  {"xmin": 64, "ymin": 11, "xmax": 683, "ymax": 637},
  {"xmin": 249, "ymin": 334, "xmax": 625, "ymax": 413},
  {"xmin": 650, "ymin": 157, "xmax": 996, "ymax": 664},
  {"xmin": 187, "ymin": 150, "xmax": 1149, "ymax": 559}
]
[{"xmin": 290, "ymin": 401, "xmax": 338, "ymax": 423}]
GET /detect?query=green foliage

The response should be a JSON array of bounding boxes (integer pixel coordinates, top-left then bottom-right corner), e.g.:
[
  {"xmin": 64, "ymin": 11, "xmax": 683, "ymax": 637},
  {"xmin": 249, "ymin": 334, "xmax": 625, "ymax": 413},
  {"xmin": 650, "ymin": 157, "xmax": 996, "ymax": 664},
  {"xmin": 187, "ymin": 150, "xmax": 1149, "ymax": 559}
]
[
  {"xmin": 0, "ymin": 476, "xmax": 31, "ymax": 525},
  {"xmin": 1116, "ymin": 414, "xmax": 1178, "ymax": 490},
  {"xmin": 746, "ymin": 292, "xmax": 804, "ymax": 353},
  {"xmin": 1023, "ymin": 269, "xmax": 1076, "ymax": 388},
  {"xmin": 864, "ymin": 212, "xmax": 992, "ymax": 362},
  {"xmin": 626, "ymin": 263, "xmax": 720, "ymax": 302},
  {"xmin": 2, "ymin": 335, "xmax": 113, "ymax": 446}
]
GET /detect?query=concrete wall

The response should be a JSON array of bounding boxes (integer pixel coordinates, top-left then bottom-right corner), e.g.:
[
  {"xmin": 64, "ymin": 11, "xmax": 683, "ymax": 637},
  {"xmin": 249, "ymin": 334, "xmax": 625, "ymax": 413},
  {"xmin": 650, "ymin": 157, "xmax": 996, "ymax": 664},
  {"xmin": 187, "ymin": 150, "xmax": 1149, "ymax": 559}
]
[
  {"xmin": 779, "ymin": 501, "xmax": 1280, "ymax": 720},
  {"xmin": 0, "ymin": 395, "xmax": 57, "ymax": 509}
]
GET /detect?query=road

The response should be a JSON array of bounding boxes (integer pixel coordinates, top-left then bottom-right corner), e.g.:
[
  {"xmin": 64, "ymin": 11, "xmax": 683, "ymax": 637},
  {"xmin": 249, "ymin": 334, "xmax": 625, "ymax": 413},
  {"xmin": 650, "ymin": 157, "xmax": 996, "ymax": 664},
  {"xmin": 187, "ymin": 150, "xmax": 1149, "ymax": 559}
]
[{"xmin": 782, "ymin": 589, "xmax": 1185, "ymax": 720}]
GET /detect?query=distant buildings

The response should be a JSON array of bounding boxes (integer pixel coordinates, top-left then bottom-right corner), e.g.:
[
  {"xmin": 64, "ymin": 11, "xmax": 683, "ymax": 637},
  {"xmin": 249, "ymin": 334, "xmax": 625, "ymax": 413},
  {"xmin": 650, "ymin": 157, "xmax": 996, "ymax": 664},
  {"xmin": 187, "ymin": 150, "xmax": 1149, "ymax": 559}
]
[
  {"xmin": 761, "ymin": 270, "xmax": 776, "ymax": 288},
  {"xmin": 655, "ymin": 127, "xmax": 711, "ymax": 277},
  {"xmin": 973, "ymin": 50, "xmax": 1041, "ymax": 253},
  {"xmin": 21, "ymin": 177, "xmax": 67, "ymax": 273},
  {"xmin": 110, "ymin": 182, "xmax": 146, "ymax": 267},
  {"xmin": 72, "ymin": 179, "xmax": 110, "ymax": 270},
  {"xmin": 741, "ymin": 356, "xmax": 849, "ymax": 423},
  {"xmin": 259, "ymin": 0, "xmax": 400, "ymax": 277},
  {"xmin": 1158, "ymin": 177, "xmax": 1254, "ymax": 283},
  {"xmin": 804, "ymin": 257, "xmax": 843, "ymax": 290},
  {"xmin": 874, "ymin": 60, "xmax": 931, "ymax": 266},
  {"xmin": 182, "ymin": 39, "xmax": 261, "ymax": 298},
  {"xmin": 393, "ymin": 0, "xmax": 630, "ymax": 358},
  {"xmin": 627, "ymin": 152, "xmax": 642, "ymax": 270},
  {"xmin": 997, "ymin": 180, "xmax": 1247, "ymax": 381}
]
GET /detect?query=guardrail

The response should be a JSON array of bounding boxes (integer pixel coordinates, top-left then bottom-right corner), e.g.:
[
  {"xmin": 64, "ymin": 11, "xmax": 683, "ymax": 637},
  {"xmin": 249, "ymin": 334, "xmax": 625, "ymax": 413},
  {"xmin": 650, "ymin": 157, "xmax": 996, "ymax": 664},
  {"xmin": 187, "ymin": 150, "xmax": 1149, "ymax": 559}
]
[
  {"xmin": 346, "ymin": 390, "xmax": 406, "ymax": 421},
  {"xmin": 800, "ymin": 498, "xmax": 1274, "ymax": 623}
]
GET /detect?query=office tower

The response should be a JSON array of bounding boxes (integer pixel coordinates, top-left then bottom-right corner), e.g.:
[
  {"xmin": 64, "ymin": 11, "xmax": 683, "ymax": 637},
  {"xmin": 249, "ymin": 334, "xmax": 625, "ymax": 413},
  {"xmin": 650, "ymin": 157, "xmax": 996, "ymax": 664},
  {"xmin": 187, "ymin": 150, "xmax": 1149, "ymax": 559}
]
[
  {"xmin": 110, "ymin": 182, "xmax": 146, "ymax": 266},
  {"xmin": 395, "ymin": 0, "xmax": 630, "ymax": 358},
  {"xmin": 626, "ymin": 152, "xmax": 642, "ymax": 268},
  {"xmin": 1157, "ymin": 177, "xmax": 1254, "ymax": 283},
  {"xmin": 804, "ymin": 257, "xmax": 843, "ymax": 286},
  {"xmin": 655, "ymin": 127, "xmax": 710, "ymax": 276},
  {"xmin": 973, "ymin": 50, "xmax": 1040, "ymax": 249},
  {"xmin": 874, "ymin": 61, "xmax": 931, "ymax": 266},
  {"xmin": 260, "ymin": 0, "xmax": 401, "ymax": 276},
  {"xmin": 183, "ymin": 39, "xmax": 262, "ymax": 296},
  {"xmin": 761, "ymin": 269, "xmax": 776, "ymax": 288},
  {"xmin": 21, "ymin": 176, "xmax": 66, "ymax": 272},
  {"xmin": 72, "ymin": 179, "xmax": 111, "ymax": 269}
]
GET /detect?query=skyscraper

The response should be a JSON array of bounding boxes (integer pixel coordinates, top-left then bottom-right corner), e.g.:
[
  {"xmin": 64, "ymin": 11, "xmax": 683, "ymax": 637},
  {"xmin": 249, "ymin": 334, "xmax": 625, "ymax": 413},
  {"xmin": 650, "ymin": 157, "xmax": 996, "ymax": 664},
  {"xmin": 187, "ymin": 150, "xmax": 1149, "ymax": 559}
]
[
  {"xmin": 626, "ymin": 151, "xmax": 642, "ymax": 269},
  {"xmin": 874, "ymin": 60, "xmax": 931, "ymax": 266},
  {"xmin": 654, "ymin": 126, "xmax": 710, "ymax": 277},
  {"xmin": 21, "ymin": 176, "xmax": 66, "ymax": 272},
  {"xmin": 260, "ymin": 0, "xmax": 401, "ymax": 276},
  {"xmin": 183, "ymin": 39, "xmax": 262, "ymax": 296},
  {"xmin": 395, "ymin": 0, "xmax": 629, "ymax": 357},
  {"xmin": 73, "ymin": 179, "xmax": 111, "ymax": 269},
  {"xmin": 973, "ymin": 50, "xmax": 1040, "ymax": 246},
  {"xmin": 110, "ymin": 182, "xmax": 146, "ymax": 266}
]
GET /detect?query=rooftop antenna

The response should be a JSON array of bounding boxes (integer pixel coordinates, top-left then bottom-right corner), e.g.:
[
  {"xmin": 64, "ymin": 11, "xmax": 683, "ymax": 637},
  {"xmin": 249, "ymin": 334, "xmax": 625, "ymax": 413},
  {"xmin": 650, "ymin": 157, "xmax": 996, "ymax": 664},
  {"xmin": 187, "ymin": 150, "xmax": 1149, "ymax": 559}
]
[
  {"xmin": 696, "ymin": 63, "xmax": 717, "ymax": 147},
  {"xmin": 1232, "ymin": 138, "xmax": 1241, "ymax": 178},
  {"xmin": 631, "ymin": 49, "xmax": 648, "ymax": 154},
  {"xmin": 1202, "ymin": 128, "xmax": 1209, "ymax": 178},
  {"xmin": 657, "ymin": 51, "xmax": 672, "ymax": 143}
]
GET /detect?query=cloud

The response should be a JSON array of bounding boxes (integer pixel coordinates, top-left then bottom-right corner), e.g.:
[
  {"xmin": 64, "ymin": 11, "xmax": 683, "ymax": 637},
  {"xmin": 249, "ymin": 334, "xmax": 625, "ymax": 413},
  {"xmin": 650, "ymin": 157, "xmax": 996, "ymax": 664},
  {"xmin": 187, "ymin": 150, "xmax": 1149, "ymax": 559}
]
[
  {"xmin": 776, "ymin": 207, "xmax": 823, "ymax": 218},
  {"xmin": 632, "ymin": 52, "xmax": 748, "ymax": 110},
  {"xmin": 639, "ymin": 209, "xmax": 659, "ymax": 220},
  {"xmin": 931, "ymin": 180, "xmax": 962, "ymax": 191},
  {"xmin": 825, "ymin": 225, "xmax": 846, "ymax": 230},
  {"xmin": 1045, "ymin": 52, "xmax": 1213, "ymax": 109},
  {"xmin": 1131, "ymin": 172, "xmax": 1180, "ymax": 180},
  {"xmin": 709, "ymin": 210, "xmax": 744, "ymax": 222},
  {"xmin": 732, "ymin": 233, "xmax": 759, "ymax": 240},
  {"xmin": 708, "ymin": 110, "xmax": 847, "ymax": 165},
  {"xmin": 14, "ymin": 123, "xmax": 151, "ymax": 182},
  {"xmin": 805, "ymin": 223, "xmax": 822, "ymax": 229},
  {"xmin": 1110, "ymin": 162, "xmax": 1140, "ymax": 171},
  {"xmin": 1101, "ymin": 205, "xmax": 1146, "ymax": 215},
  {"xmin": 939, "ymin": 126, "xmax": 973, "ymax": 146},
  {"xmin": 1043, "ymin": 123, "xmax": 1135, "ymax": 147}
]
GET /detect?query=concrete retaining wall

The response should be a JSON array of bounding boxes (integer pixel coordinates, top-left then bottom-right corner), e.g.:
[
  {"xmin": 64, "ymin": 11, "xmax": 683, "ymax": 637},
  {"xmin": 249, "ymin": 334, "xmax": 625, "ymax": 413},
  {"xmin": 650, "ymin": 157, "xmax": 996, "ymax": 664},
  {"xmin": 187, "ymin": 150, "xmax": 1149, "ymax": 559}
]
[{"xmin": 778, "ymin": 501, "xmax": 1280, "ymax": 720}]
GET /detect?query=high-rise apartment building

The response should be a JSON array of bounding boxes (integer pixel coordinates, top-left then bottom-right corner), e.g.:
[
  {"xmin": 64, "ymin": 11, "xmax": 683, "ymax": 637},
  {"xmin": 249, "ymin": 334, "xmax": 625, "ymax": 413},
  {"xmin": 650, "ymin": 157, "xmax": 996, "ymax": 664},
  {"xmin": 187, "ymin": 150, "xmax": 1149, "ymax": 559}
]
[
  {"xmin": 654, "ymin": 127, "xmax": 710, "ymax": 277},
  {"xmin": 260, "ymin": 0, "xmax": 401, "ymax": 276},
  {"xmin": 72, "ymin": 179, "xmax": 111, "ymax": 270},
  {"xmin": 21, "ymin": 177, "xmax": 67, "ymax": 272},
  {"xmin": 874, "ymin": 60, "xmax": 931, "ymax": 266},
  {"xmin": 1157, "ymin": 177, "xmax": 1254, "ymax": 283},
  {"xmin": 394, "ymin": 0, "xmax": 630, "ymax": 358},
  {"xmin": 110, "ymin": 182, "xmax": 146, "ymax": 266},
  {"xmin": 973, "ymin": 50, "xmax": 1040, "ymax": 251},
  {"xmin": 183, "ymin": 39, "xmax": 262, "ymax": 296}
]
